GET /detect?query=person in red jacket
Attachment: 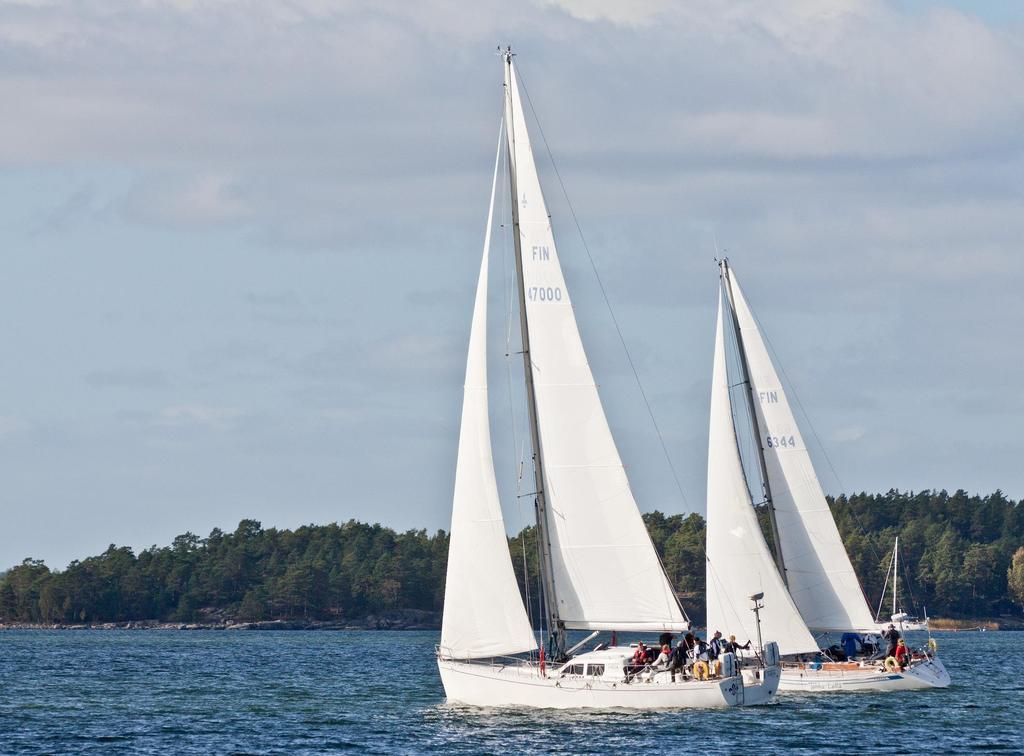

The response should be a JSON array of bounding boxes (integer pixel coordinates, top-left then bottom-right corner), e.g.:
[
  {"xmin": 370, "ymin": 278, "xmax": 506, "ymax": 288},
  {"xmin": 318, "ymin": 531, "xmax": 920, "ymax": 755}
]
[
  {"xmin": 627, "ymin": 642, "xmax": 647, "ymax": 681},
  {"xmin": 894, "ymin": 639, "xmax": 910, "ymax": 670}
]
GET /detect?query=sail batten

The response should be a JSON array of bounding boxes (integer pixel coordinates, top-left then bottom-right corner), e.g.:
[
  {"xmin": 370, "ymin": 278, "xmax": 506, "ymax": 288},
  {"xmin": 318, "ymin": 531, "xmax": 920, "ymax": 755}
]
[
  {"xmin": 504, "ymin": 60, "xmax": 686, "ymax": 631},
  {"xmin": 439, "ymin": 121, "xmax": 537, "ymax": 660},
  {"xmin": 707, "ymin": 289, "xmax": 820, "ymax": 657},
  {"xmin": 726, "ymin": 271, "xmax": 877, "ymax": 634}
]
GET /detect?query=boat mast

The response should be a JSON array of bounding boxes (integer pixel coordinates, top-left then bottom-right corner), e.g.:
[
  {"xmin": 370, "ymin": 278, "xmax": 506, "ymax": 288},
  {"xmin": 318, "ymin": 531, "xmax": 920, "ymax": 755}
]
[
  {"xmin": 892, "ymin": 537, "xmax": 899, "ymax": 617},
  {"xmin": 875, "ymin": 539, "xmax": 896, "ymax": 623},
  {"xmin": 502, "ymin": 48, "xmax": 565, "ymax": 660},
  {"xmin": 720, "ymin": 260, "xmax": 788, "ymax": 585}
]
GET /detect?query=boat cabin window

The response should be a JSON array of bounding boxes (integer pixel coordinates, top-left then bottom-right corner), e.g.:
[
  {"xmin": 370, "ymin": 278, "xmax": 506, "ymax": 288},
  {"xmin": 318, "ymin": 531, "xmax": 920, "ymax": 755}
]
[
  {"xmin": 585, "ymin": 664, "xmax": 605, "ymax": 677},
  {"xmin": 560, "ymin": 664, "xmax": 584, "ymax": 677}
]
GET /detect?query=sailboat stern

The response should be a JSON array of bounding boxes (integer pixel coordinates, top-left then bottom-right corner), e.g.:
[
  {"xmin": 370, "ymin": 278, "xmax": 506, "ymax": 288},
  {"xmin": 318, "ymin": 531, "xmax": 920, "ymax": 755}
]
[
  {"xmin": 778, "ymin": 654, "xmax": 950, "ymax": 692},
  {"xmin": 738, "ymin": 640, "xmax": 782, "ymax": 705}
]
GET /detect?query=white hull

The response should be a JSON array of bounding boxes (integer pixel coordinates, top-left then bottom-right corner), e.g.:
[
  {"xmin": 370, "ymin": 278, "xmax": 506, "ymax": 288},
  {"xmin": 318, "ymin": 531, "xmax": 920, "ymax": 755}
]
[
  {"xmin": 438, "ymin": 658, "xmax": 780, "ymax": 709},
  {"xmin": 778, "ymin": 656, "xmax": 950, "ymax": 692},
  {"xmin": 875, "ymin": 622, "xmax": 928, "ymax": 633}
]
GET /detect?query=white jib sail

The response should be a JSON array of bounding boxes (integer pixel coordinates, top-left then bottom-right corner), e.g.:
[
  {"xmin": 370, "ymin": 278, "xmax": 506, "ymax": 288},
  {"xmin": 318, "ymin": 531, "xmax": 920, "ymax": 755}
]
[
  {"xmin": 439, "ymin": 121, "xmax": 538, "ymax": 659},
  {"xmin": 505, "ymin": 60, "xmax": 686, "ymax": 632},
  {"xmin": 706, "ymin": 290, "xmax": 819, "ymax": 656},
  {"xmin": 727, "ymin": 271, "xmax": 876, "ymax": 634}
]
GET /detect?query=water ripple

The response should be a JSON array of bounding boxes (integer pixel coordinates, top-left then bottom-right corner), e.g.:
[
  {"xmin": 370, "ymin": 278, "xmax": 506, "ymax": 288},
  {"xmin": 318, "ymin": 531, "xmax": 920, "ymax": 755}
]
[{"xmin": 0, "ymin": 629, "xmax": 1021, "ymax": 753}]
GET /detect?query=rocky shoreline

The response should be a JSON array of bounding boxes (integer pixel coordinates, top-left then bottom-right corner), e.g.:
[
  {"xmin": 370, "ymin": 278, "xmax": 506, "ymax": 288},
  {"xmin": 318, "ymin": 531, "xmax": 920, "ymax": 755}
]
[{"xmin": 0, "ymin": 609, "xmax": 440, "ymax": 631}]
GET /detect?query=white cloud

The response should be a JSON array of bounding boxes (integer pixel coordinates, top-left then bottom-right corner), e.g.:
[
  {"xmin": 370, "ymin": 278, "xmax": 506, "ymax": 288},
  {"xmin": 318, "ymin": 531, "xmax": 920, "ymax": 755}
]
[{"xmin": 537, "ymin": 0, "xmax": 672, "ymax": 26}]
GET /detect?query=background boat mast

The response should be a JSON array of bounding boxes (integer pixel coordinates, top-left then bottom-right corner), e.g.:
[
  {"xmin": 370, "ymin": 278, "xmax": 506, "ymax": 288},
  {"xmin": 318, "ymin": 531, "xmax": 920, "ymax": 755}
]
[
  {"xmin": 893, "ymin": 536, "xmax": 899, "ymax": 617},
  {"xmin": 503, "ymin": 48, "xmax": 565, "ymax": 660},
  {"xmin": 720, "ymin": 260, "xmax": 788, "ymax": 585}
]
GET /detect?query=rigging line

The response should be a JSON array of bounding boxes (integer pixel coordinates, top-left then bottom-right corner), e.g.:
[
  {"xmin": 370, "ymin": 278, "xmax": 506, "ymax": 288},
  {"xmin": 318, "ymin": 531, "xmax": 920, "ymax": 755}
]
[
  {"xmin": 875, "ymin": 546, "xmax": 894, "ymax": 622},
  {"xmin": 514, "ymin": 66, "xmax": 690, "ymax": 511},
  {"xmin": 899, "ymin": 550, "xmax": 921, "ymax": 617},
  {"xmin": 740, "ymin": 284, "xmax": 887, "ymax": 570}
]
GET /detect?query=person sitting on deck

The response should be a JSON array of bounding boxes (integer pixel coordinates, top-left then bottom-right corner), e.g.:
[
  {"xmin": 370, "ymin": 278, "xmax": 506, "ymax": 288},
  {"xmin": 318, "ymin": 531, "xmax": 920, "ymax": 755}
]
[
  {"xmin": 626, "ymin": 642, "xmax": 647, "ymax": 681},
  {"xmin": 894, "ymin": 639, "xmax": 910, "ymax": 670},
  {"xmin": 631, "ymin": 642, "xmax": 647, "ymax": 667},
  {"xmin": 653, "ymin": 644, "xmax": 671, "ymax": 670}
]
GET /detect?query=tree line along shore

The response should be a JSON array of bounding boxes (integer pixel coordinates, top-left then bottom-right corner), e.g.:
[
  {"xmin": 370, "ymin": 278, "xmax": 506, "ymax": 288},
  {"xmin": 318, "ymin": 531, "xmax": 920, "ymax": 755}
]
[{"xmin": 3, "ymin": 489, "xmax": 1024, "ymax": 630}]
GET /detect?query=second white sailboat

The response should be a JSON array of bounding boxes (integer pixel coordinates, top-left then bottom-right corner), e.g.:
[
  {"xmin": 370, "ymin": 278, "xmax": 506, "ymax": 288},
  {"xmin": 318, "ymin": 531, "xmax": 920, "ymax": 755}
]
[{"xmin": 705, "ymin": 260, "xmax": 950, "ymax": 693}]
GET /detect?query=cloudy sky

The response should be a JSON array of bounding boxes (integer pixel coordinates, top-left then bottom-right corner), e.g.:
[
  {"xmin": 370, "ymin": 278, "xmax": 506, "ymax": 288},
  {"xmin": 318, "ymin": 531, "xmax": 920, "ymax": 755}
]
[{"xmin": 1, "ymin": 0, "xmax": 1022, "ymax": 568}]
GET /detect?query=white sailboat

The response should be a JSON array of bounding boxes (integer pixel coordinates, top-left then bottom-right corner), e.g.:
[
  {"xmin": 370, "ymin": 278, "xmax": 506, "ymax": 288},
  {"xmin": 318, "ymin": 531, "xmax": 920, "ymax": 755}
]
[
  {"xmin": 707, "ymin": 260, "xmax": 949, "ymax": 692},
  {"xmin": 874, "ymin": 537, "xmax": 929, "ymax": 633},
  {"xmin": 436, "ymin": 50, "xmax": 781, "ymax": 709}
]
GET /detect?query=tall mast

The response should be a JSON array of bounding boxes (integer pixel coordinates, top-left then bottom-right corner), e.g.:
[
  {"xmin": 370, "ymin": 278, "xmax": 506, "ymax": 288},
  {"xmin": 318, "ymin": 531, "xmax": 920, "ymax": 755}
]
[
  {"xmin": 502, "ymin": 48, "xmax": 564, "ymax": 659},
  {"xmin": 720, "ymin": 260, "xmax": 788, "ymax": 585},
  {"xmin": 893, "ymin": 537, "xmax": 899, "ymax": 617}
]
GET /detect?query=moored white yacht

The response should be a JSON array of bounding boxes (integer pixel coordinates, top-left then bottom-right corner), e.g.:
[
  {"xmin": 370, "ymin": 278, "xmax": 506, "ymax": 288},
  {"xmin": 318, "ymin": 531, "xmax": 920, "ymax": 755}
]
[
  {"xmin": 705, "ymin": 260, "xmax": 950, "ymax": 693},
  {"xmin": 873, "ymin": 537, "xmax": 930, "ymax": 633},
  {"xmin": 436, "ymin": 51, "xmax": 781, "ymax": 709}
]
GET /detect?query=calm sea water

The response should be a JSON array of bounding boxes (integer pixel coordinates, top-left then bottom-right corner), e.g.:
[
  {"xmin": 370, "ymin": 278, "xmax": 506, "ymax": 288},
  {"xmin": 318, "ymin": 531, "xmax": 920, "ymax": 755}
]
[{"xmin": 1, "ymin": 629, "xmax": 1021, "ymax": 754}]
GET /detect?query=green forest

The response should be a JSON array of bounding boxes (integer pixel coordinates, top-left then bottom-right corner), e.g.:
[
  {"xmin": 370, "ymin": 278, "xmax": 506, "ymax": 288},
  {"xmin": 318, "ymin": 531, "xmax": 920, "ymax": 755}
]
[{"xmin": 2, "ymin": 489, "xmax": 1024, "ymax": 626}]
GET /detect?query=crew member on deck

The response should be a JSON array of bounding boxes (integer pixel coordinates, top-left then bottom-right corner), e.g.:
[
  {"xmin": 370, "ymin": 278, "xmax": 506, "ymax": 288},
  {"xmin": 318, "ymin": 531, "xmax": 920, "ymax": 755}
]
[
  {"xmin": 708, "ymin": 630, "xmax": 724, "ymax": 661},
  {"xmin": 841, "ymin": 632, "xmax": 860, "ymax": 661},
  {"xmin": 669, "ymin": 640, "xmax": 688, "ymax": 680},
  {"xmin": 723, "ymin": 635, "xmax": 751, "ymax": 655},
  {"xmin": 627, "ymin": 642, "xmax": 647, "ymax": 681},
  {"xmin": 883, "ymin": 623, "xmax": 901, "ymax": 659},
  {"xmin": 895, "ymin": 639, "xmax": 910, "ymax": 670}
]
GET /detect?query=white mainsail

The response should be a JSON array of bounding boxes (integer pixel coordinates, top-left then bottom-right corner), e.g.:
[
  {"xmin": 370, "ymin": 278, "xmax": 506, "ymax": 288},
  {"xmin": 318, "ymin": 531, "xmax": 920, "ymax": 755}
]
[
  {"xmin": 504, "ymin": 60, "xmax": 685, "ymax": 632},
  {"xmin": 706, "ymin": 289, "xmax": 819, "ymax": 656},
  {"xmin": 726, "ymin": 271, "xmax": 876, "ymax": 634},
  {"xmin": 439, "ymin": 123, "xmax": 538, "ymax": 659}
]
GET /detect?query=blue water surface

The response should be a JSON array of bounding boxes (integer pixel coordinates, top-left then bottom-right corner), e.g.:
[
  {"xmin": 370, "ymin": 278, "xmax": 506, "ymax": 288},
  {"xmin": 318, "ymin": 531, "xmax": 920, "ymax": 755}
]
[{"xmin": 1, "ymin": 629, "xmax": 1021, "ymax": 754}]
